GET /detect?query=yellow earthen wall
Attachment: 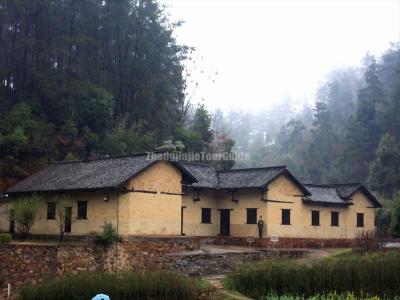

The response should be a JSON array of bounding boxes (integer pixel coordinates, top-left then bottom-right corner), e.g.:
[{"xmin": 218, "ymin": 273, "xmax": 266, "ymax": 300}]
[
  {"xmin": 127, "ymin": 161, "xmax": 183, "ymax": 236},
  {"xmin": 266, "ymin": 176, "xmax": 376, "ymax": 238},
  {"xmin": 183, "ymin": 175, "xmax": 377, "ymax": 239},
  {"xmin": 182, "ymin": 188, "xmax": 220, "ymax": 236},
  {"xmin": 4, "ymin": 161, "xmax": 185, "ymax": 237},
  {"xmin": 215, "ymin": 189, "xmax": 267, "ymax": 237},
  {"xmin": 28, "ymin": 191, "xmax": 120, "ymax": 236},
  {"xmin": 345, "ymin": 191, "xmax": 376, "ymax": 238},
  {"xmin": 182, "ymin": 187, "xmax": 267, "ymax": 237}
]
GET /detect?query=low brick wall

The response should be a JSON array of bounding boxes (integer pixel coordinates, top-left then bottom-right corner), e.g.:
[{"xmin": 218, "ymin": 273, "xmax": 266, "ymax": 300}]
[{"xmin": 207, "ymin": 236, "xmax": 356, "ymax": 248}]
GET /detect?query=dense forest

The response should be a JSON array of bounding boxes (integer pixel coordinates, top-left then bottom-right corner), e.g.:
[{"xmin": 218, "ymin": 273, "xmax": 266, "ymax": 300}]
[
  {"xmin": 219, "ymin": 46, "xmax": 400, "ymax": 199},
  {"xmin": 0, "ymin": 0, "xmax": 233, "ymax": 191}
]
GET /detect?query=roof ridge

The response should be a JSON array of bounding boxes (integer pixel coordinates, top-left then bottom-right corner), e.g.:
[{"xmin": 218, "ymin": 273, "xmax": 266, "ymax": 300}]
[
  {"xmin": 305, "ymin": 183, "xmax": 361, "ymax": 187},
  {"xmin": 51, "ymin": 152, "xmax": 151, "ymax": 165},
  {"xmin": 177, "ymin": 161, "xmax": 215, "ymax": 167},
  {"xmin": 51, "ymin": 160, "xmax": 84, "ymax": 165},
  {"xmin": 326, "ymin": 183, "xmax": 361, "ymax": 187},
  {"xmin": 218, "ymin": 166, "xmax": 286, "ymax": 173}
]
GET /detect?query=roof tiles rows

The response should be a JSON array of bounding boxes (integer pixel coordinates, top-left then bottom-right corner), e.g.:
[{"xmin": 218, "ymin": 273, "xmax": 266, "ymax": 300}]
[{"xmin": 6, "ymin": 154, "xmax": 380, "ymax": 207}]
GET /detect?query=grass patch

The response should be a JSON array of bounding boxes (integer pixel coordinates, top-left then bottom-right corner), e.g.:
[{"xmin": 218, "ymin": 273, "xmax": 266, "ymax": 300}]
[
  {"xmin": 18, "ymin": 271, "xmax": 202, "ymax": 300},
  {"xmin": 324, "ymin": 249, "xmax": 354, "ymax": 260},
  {"xmin": 226, "ymin": 250, "xmax": 400, "ymax": 299},
  {"xmin": 0, "ymin": 233, "xmax": 11, "ymax": 244},
  {"xmin": 325, "ymin": 249, "xmax": 400, "ymax": 261},
  {"xmin": 264, "ymin": 293, "xmax": 400, "ymax": 299}
]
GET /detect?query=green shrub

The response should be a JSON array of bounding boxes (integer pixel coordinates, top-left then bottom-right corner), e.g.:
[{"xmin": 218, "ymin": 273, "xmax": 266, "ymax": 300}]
[
  {"xmin": 95, "ymin": 222, "xmax": 122, "ymax": 246},
  {"xmin": 18, "ymin": 271, "xmax": 199, "ymax": 300},
  {"xmin": 11, "ymin": 194, "xmax": 43, "ymax": 239},
  {"xmin": 226, "ymin": 251, "xmax": 400, "ymax": 299},
  {"xmin": 0, "ymin": 233, "xmax": 11, "ymax": 243}
]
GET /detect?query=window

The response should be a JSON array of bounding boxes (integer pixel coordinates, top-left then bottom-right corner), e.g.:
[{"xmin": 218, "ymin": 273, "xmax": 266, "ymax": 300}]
[
  {"xmin": 77, "ymin": 201, "xmax": 87, "ymax": 219},
  {"xmin": 231, "ymin": 190, "xmax": 239, "ymax": 202},
  {"xmin": 65, "ymin": 207, "xmax": 72, "ymax": 233},
  {"xmin": 47, "ymin": 202, "xmax": 56, "ymax": 220},
  {"xmin": 201, "ymin": 208, "xmax": 211, "ymax": 224},
  {"xmin": 311, "ymin": 210, "xmax": 320, "ymax": 226},
  {"xmin": 193, "ymin": 189, "xmax": 200, "ymax": 201},
  {"xmin": 246, "ymin": 208, "xmax": 257, "ymax": 224},
  {"xmin": 331, "ymin": 211, "xmax": 339, "ymax": 227},
  {"xmin": 356, "ymin": 213, "xmax": 364, "ymax": 227},
  {"xmin": 281, "ymin": 209, "xmax": 291, "ymax": 225}
]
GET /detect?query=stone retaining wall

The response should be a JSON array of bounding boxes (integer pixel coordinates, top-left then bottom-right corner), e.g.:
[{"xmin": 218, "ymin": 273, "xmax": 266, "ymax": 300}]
[
  {"xmin": 166, "ymin": 249, "xmax": 306, "ymax": 276},
  {"xmin": 208, "ymin": 236, "xmax": 355, "ymax": 248},
  {"xmin": 0, "ymin": 237, "xmax": 195, "ymax": 290},
  {"xmin": 0, "ymin": 236, "xmax": 350, "ymax": 292}
]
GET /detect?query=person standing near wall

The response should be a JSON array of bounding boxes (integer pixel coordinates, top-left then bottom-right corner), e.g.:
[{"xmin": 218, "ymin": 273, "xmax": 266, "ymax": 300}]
[{"xmin": 257, "ymin": 216, "xmax": 264, "ymax": 238}]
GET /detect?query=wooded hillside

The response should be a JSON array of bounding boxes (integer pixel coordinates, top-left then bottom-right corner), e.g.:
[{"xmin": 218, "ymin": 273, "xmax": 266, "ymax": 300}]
[
  {"xmin": 220, "ymin": 46, "xmax": 400, "ymax": 197},
  {"xmin": 0, "ymin": 0, "xmax": 235, "ymax": 190}
]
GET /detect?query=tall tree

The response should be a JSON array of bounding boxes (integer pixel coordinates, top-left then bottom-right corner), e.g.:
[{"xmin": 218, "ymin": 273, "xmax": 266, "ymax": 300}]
[
  {"xmin": 368, "ymin": 134, "xmax": 400, "ymax": 197},
  {"xmin": 304, "ymin": 102, "xmax": 337, "ymax": 183},
  {"xmin": 338, "ymin": 57, "xmax": 384, "ymax": 182},
  {"xmin": 380, "ymin": 43, "xmax": 400, "ymax": 140},
  {"xmin": 389, "ymin": 192, "xmax": 400, "ymax": 238}
]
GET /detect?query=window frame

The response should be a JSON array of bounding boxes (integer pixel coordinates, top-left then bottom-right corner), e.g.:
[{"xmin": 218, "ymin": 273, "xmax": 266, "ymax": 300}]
[
  {"xmin": 77, "ymin": 201, "xmax": 88, "ymax": 220},
  {"xmin": 231, "ymin": 189, "xmax": 239, "ymax": 202},
  {"xmin": 356, "ymin": 213, "xmax": 364, "ymax": 227},
  {"xmin": 201, "ymin": 208, "xmax": 212, "ymax": 224},
  {"xmin": 47, "ymin": 202, "xmax": 56, "ymax": 220},
  {"xmin": 281, "ymin": 209, "xmax": 291, "ymax": 225},
  {"xmin": 331, "ymin": 211, "xmax": 339, "ymax": 227},
  {"xmin": 246, "ymin": 208, "xmax": 257, "ymax": 224},
  {"xmin": 193, "ymin": 189, "xmax": 200, "ymax": 201},
  {"xmin": 311, "ymin": 210, "xmax": 320, "ymax": 226}
]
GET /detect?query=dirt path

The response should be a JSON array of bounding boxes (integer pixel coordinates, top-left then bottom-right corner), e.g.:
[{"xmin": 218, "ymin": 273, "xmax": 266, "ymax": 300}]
[
  {"xmin": 204, "ymin": 275, "xmax": 253, "ymax": 300},
  {"xmin": 305, "ymin": 248, "xmax": 350, "ymax": 260}
]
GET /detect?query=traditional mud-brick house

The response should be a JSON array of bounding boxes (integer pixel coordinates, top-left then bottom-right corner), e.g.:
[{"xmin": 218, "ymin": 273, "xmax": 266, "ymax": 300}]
[{"xmin": 0, "ymin": 154, "xmax": 380, "ymax": 240}]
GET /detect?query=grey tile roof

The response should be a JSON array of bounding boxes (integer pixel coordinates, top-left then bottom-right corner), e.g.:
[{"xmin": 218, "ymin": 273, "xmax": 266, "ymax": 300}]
[
  {"xmin": 334, "ymin": 183, "xmax": 381, "ymax": 207},
  {"xmin": 7, "ymin": 155, "xmax": 156, "ymax": 193},
  {"xmin": 303, "ymin": 183, "xmax": 381, "ymax": 207},
  {"xmin": 6, "ymin": 154, "xmax": 380, "ymax": 208},
  {"xmin": 304, "ymin": 185, "xmax": 348, "ymax": 206},
  {"xmin": 177, "ymin": 164, "xmax": 310, "ymax": 195},
  {"xmin": 218, "ymin": 167, "xmax": 286, "ymax": 189},
  {"xmin": 176, "ymin": 162, "xmax": 219, "ymax": 188},
  {"xmin": 334, "ymin": 184, "xmax": 362, "ymax": 198}
]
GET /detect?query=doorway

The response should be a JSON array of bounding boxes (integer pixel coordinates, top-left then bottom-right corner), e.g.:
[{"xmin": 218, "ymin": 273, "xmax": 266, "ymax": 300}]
[
  {"xmin": 65, "ymin": 207, "xmax": 72, "ymax": 233},
  {"xmin": 9, "ymin": 209, "xmax": 15, "ymax": 233},
  {"xmin": 220, "ymin": 209, "xmax": 231, "ymax": 236},
  {"xmin": 181, "ymin": 206, "xmax": 186, "ymax": 236}
]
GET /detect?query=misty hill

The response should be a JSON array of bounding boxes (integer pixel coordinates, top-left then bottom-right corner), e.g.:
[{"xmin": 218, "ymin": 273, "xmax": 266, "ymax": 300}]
[{"xmin": 217, "ymin": 49, "xmax": 400, "ymax": 197}]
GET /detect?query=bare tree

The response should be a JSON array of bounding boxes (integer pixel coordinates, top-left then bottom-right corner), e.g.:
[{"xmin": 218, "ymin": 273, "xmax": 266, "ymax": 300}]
[{"xmin": 53, "ymin": 195, "xmax": 75, "ymax": 241}]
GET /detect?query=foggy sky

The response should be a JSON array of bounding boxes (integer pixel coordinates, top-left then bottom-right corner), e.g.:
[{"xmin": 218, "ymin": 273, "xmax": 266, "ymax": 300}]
[{"xmin": 163, "ymin": 0, "xmax": 400, "ymax": 110}]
